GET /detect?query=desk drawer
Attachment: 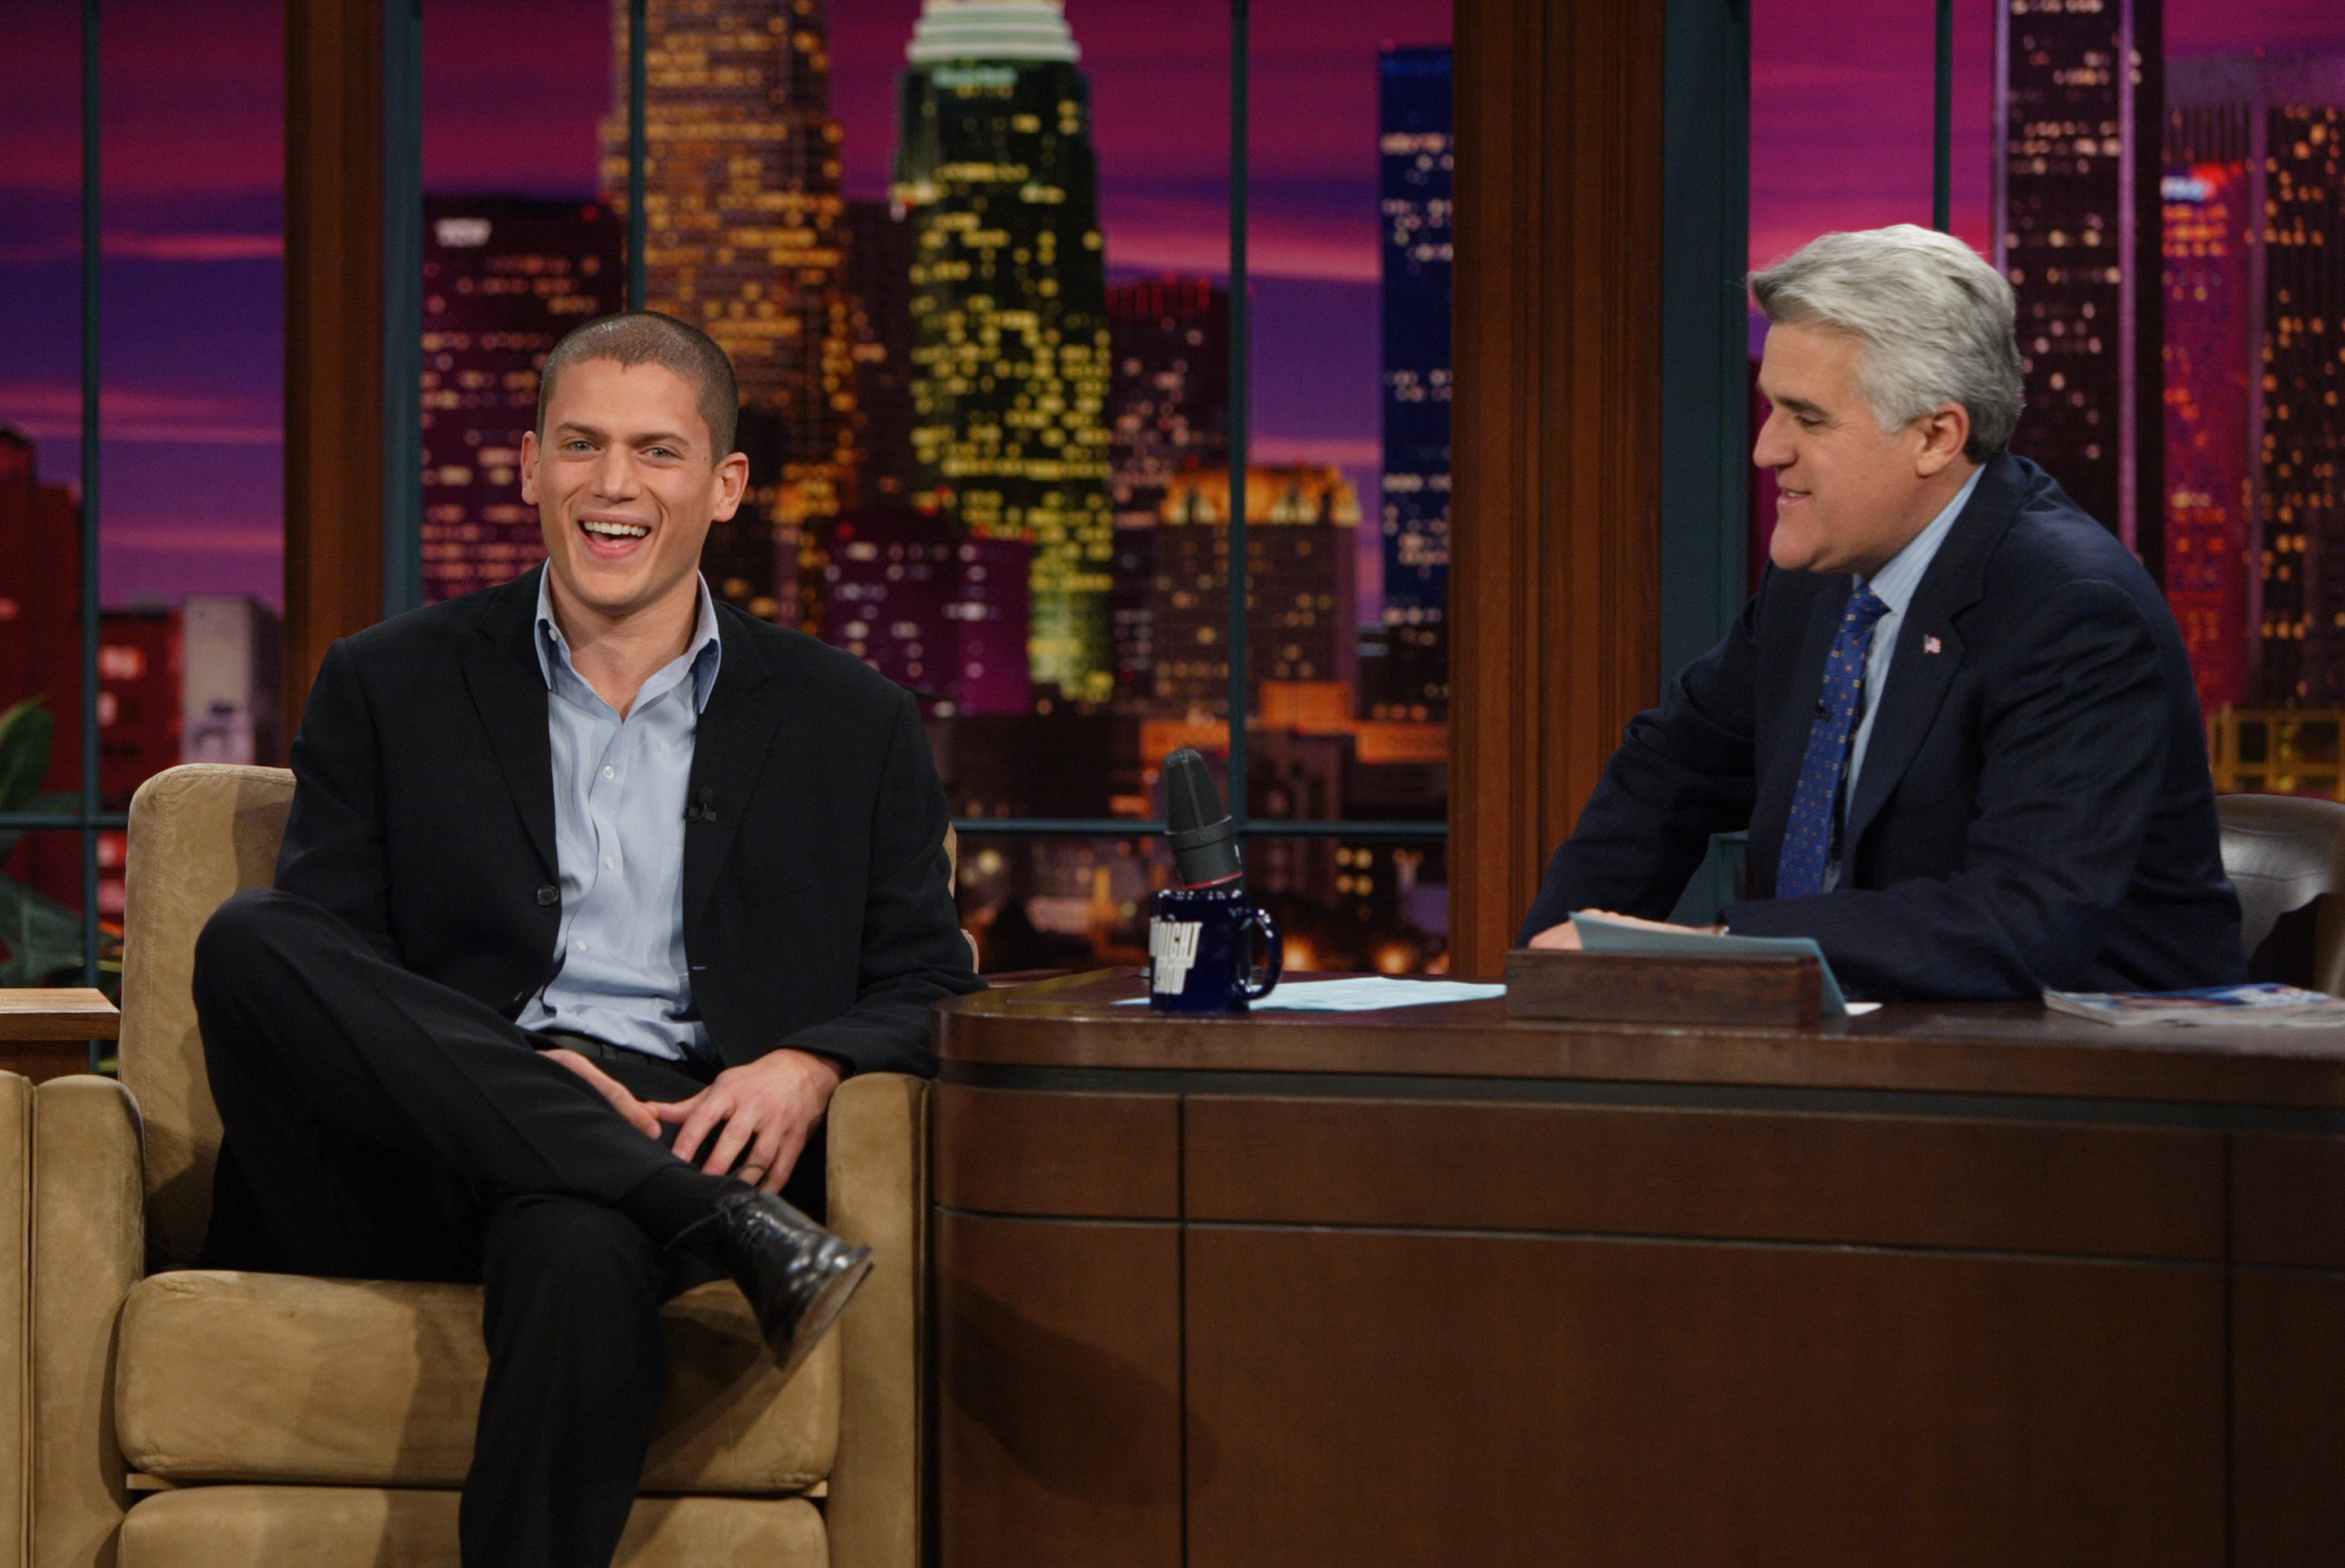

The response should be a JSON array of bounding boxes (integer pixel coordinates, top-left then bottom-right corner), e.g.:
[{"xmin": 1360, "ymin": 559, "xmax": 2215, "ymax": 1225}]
[
  {"xmin": 1183, "ymin": 1095, "xmax": 2223, "ymax": 1260},
  {"xmin": 936, "ymin": 1083, "xmax": 1180, "ymax": 1219}
]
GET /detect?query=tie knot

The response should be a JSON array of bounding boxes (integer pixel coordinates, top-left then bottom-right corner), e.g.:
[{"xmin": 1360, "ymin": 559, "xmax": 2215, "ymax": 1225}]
[{"xmin": 1844, "ymin": 585, "xmax": 1890, "ymax": 631}]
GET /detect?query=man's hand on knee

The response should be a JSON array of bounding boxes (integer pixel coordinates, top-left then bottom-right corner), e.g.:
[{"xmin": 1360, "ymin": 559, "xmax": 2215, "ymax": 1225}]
[
  {"xmin": 542, "ymin": 1049, "xmax": 664, "ymax": 1139},
  {"xmin": 655, "ymin": 1048, "xmax": 843, "ymax": 1194}
]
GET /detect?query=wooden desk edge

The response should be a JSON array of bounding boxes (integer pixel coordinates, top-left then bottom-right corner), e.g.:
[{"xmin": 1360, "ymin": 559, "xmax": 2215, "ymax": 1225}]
[
  {"xmin": 936, "ymin": 973, "xmax": 2345, "ymax": 1112},
  {"xmin": 0, "ymin": 987, "xmax": 122, "ymax": 1041}
]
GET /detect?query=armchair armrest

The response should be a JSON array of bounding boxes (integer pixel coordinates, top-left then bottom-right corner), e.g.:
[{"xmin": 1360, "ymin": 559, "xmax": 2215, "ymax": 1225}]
[
  {"xmin": 32, "ymin": 1076, "xmax": 145, "ymax": 1567},
  {"xmin": 0, "ymin": 1074, "xmax": 31, "ymax": 1568},
  {"xmin": 823, "ymin": 1072, "xmax": 931, "ymax": 1568}
]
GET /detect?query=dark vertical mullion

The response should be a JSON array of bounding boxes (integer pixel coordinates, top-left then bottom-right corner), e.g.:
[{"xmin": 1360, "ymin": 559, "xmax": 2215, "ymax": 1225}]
[
  {"xmin": 1226, "ymin": 0, "xmax": 1250, "ymax": 828},
  {"xmin": 1933, "ymin": 0, "xmax": 1954, "ymax": 232},
  {"xmin": 382, "ymin": 0, "xmax": 424, "ymax": 617},
  {"xmin": 628, "ymin": 0, "xmax": 647, "ymax": 310},
  {"xmin": 80, "ymin": 0, "xmax": 102, "ymax": 996}
]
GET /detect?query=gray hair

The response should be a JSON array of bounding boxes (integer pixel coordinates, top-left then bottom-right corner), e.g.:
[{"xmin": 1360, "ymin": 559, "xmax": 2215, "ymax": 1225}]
[
  {"xmin": 537, "ymin": 310, "xmax": 741, "ymax": 456},
  {"xmin": 1750, "ymin": 225, "xmax": 2022, "ymax": 462}
]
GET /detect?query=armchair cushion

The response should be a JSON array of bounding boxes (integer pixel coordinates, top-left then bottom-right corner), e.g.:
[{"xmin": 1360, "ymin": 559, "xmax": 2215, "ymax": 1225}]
[
  {"xmin": 117, "ymin": 1486, "xmax": 825, "ymax": 1567},
  {"xmin": 115, "ymin": 1273, "xmax": 836, "ymax": 1493}
]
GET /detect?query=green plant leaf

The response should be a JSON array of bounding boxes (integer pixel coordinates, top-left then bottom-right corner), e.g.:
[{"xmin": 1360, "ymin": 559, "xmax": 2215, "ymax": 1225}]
[
  {"xmin": 0, "ymin": 872, "xmax": 84, "ymax": 986},
  {"xmin": 0, "ymin": 699, "xmax": 57, "ymax": 815}
]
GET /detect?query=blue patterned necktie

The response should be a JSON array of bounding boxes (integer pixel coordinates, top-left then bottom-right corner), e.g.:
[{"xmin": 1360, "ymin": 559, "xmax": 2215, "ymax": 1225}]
[{"xmin": 1778, "ymin": 584, "xmax": 1891, "ymax": 900}]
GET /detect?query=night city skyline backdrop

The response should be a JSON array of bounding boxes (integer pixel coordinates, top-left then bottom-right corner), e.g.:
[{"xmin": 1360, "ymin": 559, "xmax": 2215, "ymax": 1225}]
[{"xmin": 4, "ymin": 0, "xmax": 2345, "ymax": 610}]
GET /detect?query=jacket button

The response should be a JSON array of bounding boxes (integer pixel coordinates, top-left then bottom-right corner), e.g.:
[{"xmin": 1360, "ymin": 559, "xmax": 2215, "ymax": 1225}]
[{"xmin": 536, "ymin": 884, "xmax": 559, "ymax": 907}]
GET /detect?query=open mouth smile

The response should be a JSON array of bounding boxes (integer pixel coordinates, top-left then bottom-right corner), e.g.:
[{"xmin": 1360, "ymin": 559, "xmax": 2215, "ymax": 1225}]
[{"xmin": 578, "ymin": 515, "xmax": 653, "ymax": 557}]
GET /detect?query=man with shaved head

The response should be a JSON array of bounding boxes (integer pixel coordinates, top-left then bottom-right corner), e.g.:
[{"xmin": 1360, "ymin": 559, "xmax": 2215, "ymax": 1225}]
[
  {"xmin": 192, "ymin": 311, "xmax": 982, "ymax": 1566},
  {"xmin": 1521, "ymin": 226, "xmax": 2246, "ymax": 999}
]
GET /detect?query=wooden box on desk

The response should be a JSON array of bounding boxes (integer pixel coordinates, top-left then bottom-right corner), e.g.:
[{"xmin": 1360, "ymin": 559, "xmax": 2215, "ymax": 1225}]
[{"xmin": 1502, "ymin": 947, "xmax": 1824, "ymax": 1027}]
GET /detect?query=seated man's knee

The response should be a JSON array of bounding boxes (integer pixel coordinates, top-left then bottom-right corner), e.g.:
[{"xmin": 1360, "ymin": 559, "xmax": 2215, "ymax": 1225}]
[{"xmin": 192, "ymin": 889, "xmax": 310, "ymax": 998}]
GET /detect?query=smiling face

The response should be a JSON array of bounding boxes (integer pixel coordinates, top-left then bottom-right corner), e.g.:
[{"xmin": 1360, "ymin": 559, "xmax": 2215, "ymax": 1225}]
[
  {"xmin": 1753, "ymin": 321, "xmax": 1974, "ymax": 579},
  {"xmin": 520, "ymin": 356, "xmax": 748, "ymax": 628}
]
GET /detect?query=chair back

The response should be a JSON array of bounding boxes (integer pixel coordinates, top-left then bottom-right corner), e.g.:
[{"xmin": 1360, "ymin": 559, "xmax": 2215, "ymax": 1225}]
[
  {"xmin": 119, "ymin": 764, "xmax": 295, "ymax": 1269},
  {"xmin": 2215, "ymin": 793, "xmax": 2345, "ymax": 993}
]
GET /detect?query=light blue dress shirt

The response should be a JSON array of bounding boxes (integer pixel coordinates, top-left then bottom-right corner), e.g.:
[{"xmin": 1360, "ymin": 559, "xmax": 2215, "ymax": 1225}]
[
  {"xmin": 1845, "ymin": 464, "xmax": 1985, "ymax": 800},
  {"xmin": 514, "ymin": 572, "xmax": 723, "ymax": 1061}
]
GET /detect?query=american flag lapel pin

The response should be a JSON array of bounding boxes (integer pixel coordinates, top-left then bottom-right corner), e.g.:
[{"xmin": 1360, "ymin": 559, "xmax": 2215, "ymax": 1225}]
[{"xmin": 1923, "ymin": 634, "xmax": 1942, "ymax": 654}]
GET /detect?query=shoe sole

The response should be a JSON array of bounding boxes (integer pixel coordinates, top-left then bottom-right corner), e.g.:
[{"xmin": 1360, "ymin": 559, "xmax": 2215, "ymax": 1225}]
[{"xmin": 770, "ymin": 1245, "xmax": 874, "ymax": 1382}]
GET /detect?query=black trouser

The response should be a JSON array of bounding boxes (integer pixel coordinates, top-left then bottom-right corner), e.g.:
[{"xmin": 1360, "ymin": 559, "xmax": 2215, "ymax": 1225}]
[{"xmin": 190, "ymin": 887, "xmax": 814, "ymax": 1568}]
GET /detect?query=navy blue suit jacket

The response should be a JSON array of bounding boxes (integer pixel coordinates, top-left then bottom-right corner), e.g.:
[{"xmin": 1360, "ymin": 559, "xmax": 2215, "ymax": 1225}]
[{"xmin": 1519, "ymin": 453, "xmax": 2248, "ymax": 1000}]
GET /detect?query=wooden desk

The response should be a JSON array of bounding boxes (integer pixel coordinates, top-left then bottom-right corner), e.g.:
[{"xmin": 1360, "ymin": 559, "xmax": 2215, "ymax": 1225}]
[
  {"xmin": 932, "ymin": 972, "xmax": 2345, "ymax": 1568},
  {"xmin": 0, "ymin": 988, "xmax": 119, "ymax": 1082}
]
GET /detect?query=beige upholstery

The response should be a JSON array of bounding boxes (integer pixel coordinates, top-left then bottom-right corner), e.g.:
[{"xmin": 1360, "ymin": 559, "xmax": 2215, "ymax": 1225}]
[
  {"xmin": 116, "ymin": 1488, "xmax": 825, "ymax": 1567},
  {"xmin": 114, "ymin": 1275, "xmax": 836, "ymax": 1491},
  {"xmin": 0, "ymin": 1075, "xmax": 31, "ymax": 1568},
  {"xmin": 2217, "ymin": 793, "xmax": 2345, "ymax": 992},
  {"xmin": 24, "ymin": 764, "xmax": 929, "ymax": 1567}
]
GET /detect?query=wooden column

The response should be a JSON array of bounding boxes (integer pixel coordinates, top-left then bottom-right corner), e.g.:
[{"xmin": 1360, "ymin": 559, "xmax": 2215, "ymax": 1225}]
[
  {"xmin": 1449, "ymin": 0, "xmax": 1668, "ymax": 974},
  {"xmin": 284, "ymin": 0, "xmax": 388, "ymax": 738}
]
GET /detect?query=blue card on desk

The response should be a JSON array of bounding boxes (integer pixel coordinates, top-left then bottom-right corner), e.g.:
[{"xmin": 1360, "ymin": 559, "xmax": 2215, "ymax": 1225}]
[{"xmin": 1569, "ymin": 912, "xmax": 1866, "ymax": 1016}]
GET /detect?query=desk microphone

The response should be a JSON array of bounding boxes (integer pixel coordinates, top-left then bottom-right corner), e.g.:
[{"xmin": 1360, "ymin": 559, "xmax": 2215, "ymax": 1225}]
[{"xmin": 1162, "ymin": 748, "xmax": 1243, "ymax": 890}]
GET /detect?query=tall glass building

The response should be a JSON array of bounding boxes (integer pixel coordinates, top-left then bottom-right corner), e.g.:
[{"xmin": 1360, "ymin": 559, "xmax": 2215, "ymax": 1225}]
[
  {"xmin": 893, "ymin": 0, "xmax": 1116, "ymax": 706},
  {"xmin": 2165, "ymin": 54, "xmax": 2345, "ymax": 707},
  {"xmin": 1995, "ymin": 0, "xmax": 2163, "ymax": 556},
  {"xmin": 598, "ymin": 0, "xmax": 859, "ymax": 624},
  {"xmin": 418, "ymin": 198, "xmax": 622, "ymax": 606},
  {"xmin": 1377, "ymin": 45, "xmax": 1452, "ymax": 724}
]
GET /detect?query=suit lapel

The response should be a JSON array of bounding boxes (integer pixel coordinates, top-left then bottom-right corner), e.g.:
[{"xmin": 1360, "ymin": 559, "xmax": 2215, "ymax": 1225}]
[
  {"xmin": 1841, "ymin": 455, "xmax": 2025, "ymax": 854},
  {"xmin": 683, "ymin": 609, "xmax": 783, "ymax": 939},
  {"xmin": 459, "ymin": 568, "xmax": 557, "ymax": 877}
]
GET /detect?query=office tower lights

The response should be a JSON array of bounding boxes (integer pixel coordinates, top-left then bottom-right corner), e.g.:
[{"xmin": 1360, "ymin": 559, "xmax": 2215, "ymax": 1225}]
[
  {"xmin": 893, "ymin": 0, "xmax": 1118, "ymax": 706},
  {"xmin": 599, "ymin": 0, "xmax": 861, "ymax": 623},
  {"xmin": 1105, "ymin": 277, "xmax": 1230, "ymax": 707},
  {"xmin": 2165, "ymin": 54, "xmax": 2345, "ymax": 707},
  {"xmin": 1996, "ymin": 0, "xmax": 2163, "ymax": 558},
  {"xmin": 420, "ymin": 199, "xmax": 624, "ymax": 604},
  {"xmin": 1376, "ymin": 45, "xmax": 1453, "ymax": 723}
]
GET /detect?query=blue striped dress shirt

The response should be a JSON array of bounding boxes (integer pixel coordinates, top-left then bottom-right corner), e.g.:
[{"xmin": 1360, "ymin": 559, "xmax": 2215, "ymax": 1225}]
[{"xmin": 513, "ymin": 573, "xmax": 722, "ymax": 1061}]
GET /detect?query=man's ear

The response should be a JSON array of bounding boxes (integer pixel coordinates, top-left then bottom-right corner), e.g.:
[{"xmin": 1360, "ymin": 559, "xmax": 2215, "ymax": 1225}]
[
  {"xmin": 1914, "ymin": 401, "xmax": 1971, "ymax": 478},
  {"xmin": 710, "ymin": 449, "xmax": 751, "ymax": 522},
  {"xmin": 519, "ymin": 429, "xmax": 541, "ymax": 505}
]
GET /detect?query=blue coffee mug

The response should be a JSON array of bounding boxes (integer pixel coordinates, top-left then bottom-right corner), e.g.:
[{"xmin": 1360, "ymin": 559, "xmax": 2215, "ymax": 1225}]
[{"xmin": 1147, "ymin": 885, "xmax": 1283, "ymax": 1014}]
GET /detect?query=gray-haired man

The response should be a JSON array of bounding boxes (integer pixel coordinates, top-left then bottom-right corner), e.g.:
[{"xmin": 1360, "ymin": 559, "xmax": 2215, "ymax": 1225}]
[{"xmin": 1521, "ymin": 224, "xmax": 2246, "ymax": 999}]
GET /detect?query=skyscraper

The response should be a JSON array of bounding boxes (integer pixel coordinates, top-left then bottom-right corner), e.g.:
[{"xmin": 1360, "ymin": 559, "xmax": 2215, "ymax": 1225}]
[
  {"xmin": 2166, "ymin": 55, "xmax": 2345, "ymax": 707},
  {"xmin": 600, "ymin": 0, "xmax": 860, "ymax": 622},
  {"xmin": 893, "ymin": 0, "xmax": 1116, "ymax": 705},
  {"xmin": 1995, "ymin": 0, "xmax": 2164, "ymax": 558},
  {"xmin": 1377, "ymin": 45, "xmax": 1453, "ymax": 724},
  {"xmin": 845, "ymin": 198, "xmax": 921, "ymax": 507},
  {"xmin": 1105, "ymin": 276, "xmax": 1228, "ymax": 708},
  {"xmin": 822, "ymin": 504, "xmax": 1033, "ymax": 717},
  {"xmin": 2164, "ymin": 77, "xmax": 2258, "ymax": 711},
  {"xmin": 419, "ymin": 198, "xmax": 624, "ymax": 604},
  {"xmin": 1150, "ymin": 465, "xmax": 1360, "ymax": 715}
]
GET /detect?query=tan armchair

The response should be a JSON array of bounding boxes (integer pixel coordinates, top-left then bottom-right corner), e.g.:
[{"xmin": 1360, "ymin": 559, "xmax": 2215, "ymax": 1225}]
[{"xmin": 25, "ymin": 764, "xmax": 929, "ymax": 1567}]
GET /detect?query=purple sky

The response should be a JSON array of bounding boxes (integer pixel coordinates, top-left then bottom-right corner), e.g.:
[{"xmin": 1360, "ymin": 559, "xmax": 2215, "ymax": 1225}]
[{"xmin": 4, "ymin": 0, "xmax": 2342, "ymax": 610}]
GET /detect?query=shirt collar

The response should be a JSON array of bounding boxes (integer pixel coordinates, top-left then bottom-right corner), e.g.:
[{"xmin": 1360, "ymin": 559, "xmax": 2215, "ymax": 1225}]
[
  {"xmin": 1860, "ymin": 463, "xmax": 1985, "ymax": 617},
  {"xmin": 534, "ymin": 569, "xmax": 725, "ymax": 714}
]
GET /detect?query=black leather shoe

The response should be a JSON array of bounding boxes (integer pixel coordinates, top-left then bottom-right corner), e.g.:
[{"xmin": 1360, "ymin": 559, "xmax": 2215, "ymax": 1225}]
[{"xmin": 695, "ymin": 1190, "xmax": 873, "ymax": 1379}]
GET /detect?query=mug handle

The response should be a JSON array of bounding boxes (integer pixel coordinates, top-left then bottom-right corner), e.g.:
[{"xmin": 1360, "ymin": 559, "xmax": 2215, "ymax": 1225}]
[{"xmin": 1237, "ymin": 905, "xmax": 1283, "ymax": 1001}]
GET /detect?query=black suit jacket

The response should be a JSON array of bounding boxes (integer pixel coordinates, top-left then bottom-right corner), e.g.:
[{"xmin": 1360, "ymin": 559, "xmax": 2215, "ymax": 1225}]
[
  {"xmin": 276, "ymin": 566, "xmax": 983, "ymax": 1077},
  {"xmin": 1520, "ymin": 453, "xmax": 2248, "ymax": 1000}
]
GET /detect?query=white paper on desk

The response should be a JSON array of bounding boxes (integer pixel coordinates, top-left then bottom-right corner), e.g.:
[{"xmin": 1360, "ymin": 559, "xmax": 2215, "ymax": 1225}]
[
  {"xmin": 1114, "ymin": 977, "xmax": 1505, "ymax": 1011},
  {"xmin": 1568, "ymin": 911, "xmax": 1860, "ymax": 1017}
]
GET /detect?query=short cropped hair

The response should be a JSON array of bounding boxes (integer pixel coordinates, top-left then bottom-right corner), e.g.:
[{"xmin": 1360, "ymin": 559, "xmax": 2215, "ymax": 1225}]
[
  {"xmin": 535, "ymin": 310, "xmax": 741, "ymax": 457},
  {"xmin": 1750, "ymin": 225, "xmax": 2023, "ymax": 462}
]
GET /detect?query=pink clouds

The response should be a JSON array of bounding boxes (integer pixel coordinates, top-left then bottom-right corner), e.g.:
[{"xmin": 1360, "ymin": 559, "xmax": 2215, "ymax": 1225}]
[{"xmin": 0, "ymin": 385, "xmax": 281, "ymax": 448}]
